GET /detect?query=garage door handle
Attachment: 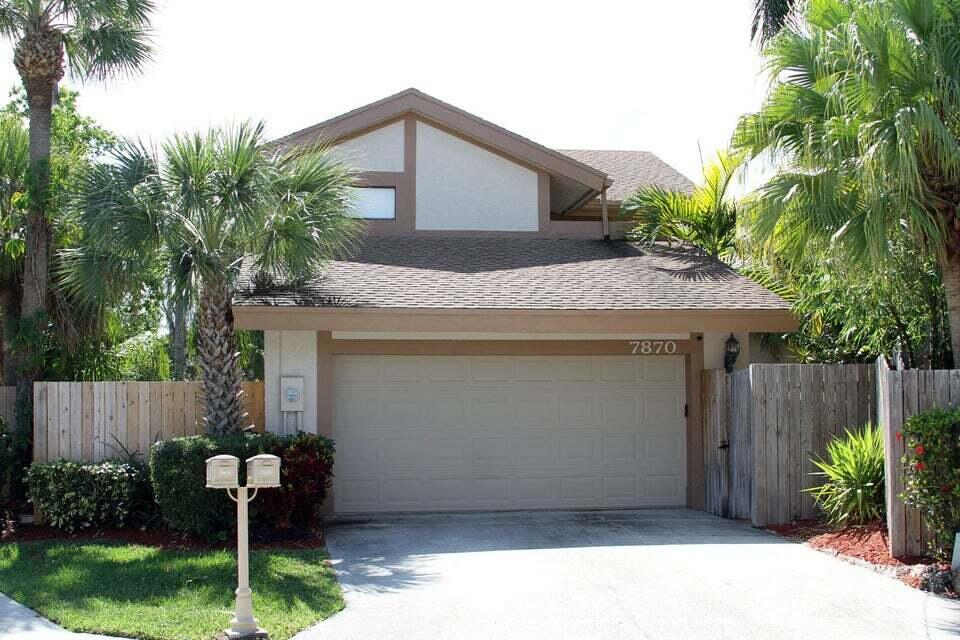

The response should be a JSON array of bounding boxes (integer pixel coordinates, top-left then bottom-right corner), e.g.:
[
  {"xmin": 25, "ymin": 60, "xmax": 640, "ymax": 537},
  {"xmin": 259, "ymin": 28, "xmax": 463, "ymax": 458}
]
[{"xmin": 718, "ymin": 441, "xmax": 729, "ymax": 450}]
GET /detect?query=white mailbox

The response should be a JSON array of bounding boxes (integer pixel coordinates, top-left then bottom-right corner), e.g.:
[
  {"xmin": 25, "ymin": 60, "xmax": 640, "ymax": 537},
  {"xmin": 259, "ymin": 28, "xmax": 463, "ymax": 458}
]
[
  {"xmin": 206, "ymin": 454, "xmax": 240, "ymax": 489},
  {"xmin": 246, "ymin": 454, "xmax": 281, "ymax": 488},
  {"xmin": 280, "ymin": 376, "xmax": 304, "ymax": 412}
]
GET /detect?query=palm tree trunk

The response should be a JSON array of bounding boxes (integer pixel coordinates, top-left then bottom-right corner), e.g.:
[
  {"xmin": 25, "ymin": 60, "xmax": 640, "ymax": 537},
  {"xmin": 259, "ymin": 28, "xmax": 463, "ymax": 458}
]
[
  {"xmin": 197, "ymin": 281, "xmax": 242, "ymax": 434},
  {"xmin": 165, "ymin": 295, "xmax": 189, "ymax": 380},
  {"xmin": 942, "ymin": 251, "xmax": 960, "ymax": 366},
  {"xmin": 0, "ymin": 286, "xmax": 18, "ymax": 386},
  {"xmin": 15, "ymin": 79, "xmax": 55, "ymax": 431}
]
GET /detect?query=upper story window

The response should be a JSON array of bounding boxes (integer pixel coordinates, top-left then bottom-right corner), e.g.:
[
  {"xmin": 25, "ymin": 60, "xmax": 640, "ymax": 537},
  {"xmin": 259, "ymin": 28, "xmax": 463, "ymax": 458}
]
[{"xmin": 353, "ymin": 186, "xmax": 396, "ymax": 220}]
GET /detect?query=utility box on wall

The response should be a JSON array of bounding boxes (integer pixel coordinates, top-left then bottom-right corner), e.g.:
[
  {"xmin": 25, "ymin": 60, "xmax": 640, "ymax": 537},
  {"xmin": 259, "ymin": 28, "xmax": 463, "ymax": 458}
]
[{"xmin": 280, "ymin": 376, "xmax": 304, "ymax": 412}]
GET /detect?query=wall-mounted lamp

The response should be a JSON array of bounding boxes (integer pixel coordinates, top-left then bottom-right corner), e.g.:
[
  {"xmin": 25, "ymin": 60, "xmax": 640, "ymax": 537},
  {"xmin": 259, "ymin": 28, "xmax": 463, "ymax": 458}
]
[{"xmin": 724, "ymin": 334, "xmax": 741, "ymax": 373}]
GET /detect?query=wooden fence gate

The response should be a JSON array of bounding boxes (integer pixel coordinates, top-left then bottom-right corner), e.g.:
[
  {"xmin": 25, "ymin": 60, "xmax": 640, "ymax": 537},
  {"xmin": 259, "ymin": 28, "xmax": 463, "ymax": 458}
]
[{"xmin": 703, "ymin": 364, "xmax": 877, "ymax": 528}]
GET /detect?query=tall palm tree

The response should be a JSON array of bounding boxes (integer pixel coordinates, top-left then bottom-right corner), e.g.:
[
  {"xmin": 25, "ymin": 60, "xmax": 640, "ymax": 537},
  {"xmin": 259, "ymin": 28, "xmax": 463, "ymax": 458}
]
[
  {"xmin": 751, "ymin": 0, "xmax": 797, "ymax": 45},
  {"xmin": 0, "ymin": 0, "xmax": 153, "ymax": 419},
  {"xmin": 734, "ymin": 0, "xmax": 960, "ymax": 359},
  {"xmin": 621, "ymin": 150, "xmax": 744, "ymax": 260},
  {"xmin": 64, "ymin": 123, "xmax": 359, "ymax": 433}
]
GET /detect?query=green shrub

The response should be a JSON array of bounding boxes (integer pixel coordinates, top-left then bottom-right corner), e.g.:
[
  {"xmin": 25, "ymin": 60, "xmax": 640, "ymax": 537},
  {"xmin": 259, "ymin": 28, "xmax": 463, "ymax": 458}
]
[
  {"xmin": 149, "ymin": 432, "xmax": 335, "ymax": 540},
  {"xmin": 26, "ymin": 460, "xmax": 155, "ymax": 532},
  {"xmin": 805, "ymin": 423, "xmax": 885, "ymax": 525},
  {"xmin": 901, "ymin": 408, "xmax": 960, "ymax": 560}
]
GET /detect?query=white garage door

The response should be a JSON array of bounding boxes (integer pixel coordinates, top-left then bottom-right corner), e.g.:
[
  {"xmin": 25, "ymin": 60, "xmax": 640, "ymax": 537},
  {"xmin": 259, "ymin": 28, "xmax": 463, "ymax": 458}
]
[{"xmin": 332, "ymin": 355, "xmax": 686, "ymax": 513}]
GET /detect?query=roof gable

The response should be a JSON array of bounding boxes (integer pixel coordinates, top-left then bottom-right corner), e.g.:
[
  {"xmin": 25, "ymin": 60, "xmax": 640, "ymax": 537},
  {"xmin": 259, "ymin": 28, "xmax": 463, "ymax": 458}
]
[{"xmin": 274, "ymin": 89, "xmax": 610, "ymax": 193}]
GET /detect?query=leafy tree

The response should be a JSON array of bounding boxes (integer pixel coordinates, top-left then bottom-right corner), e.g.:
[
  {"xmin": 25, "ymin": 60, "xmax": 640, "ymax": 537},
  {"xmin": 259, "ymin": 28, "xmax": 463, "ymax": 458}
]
[
  {"xmin": 65, "ymin": 123, "xmax": 359, "ymax": 433},
  {"xmin": 621, "ymin": 150, "xmax": 743, "ymax": 259},
  {"xmin": 735, "ymin": 0, "xmax": 960, "ymax": 361},
  {"xmin": 0, "ymin": 87, "xmax": 121, "ymax": 385},
  {"xmin": 0, "ymin": 0, "xmax": 154, "ymax": 423},
  {"xmin": 759, "ymin": 239, "xmax": 951, "ymax": 368}
]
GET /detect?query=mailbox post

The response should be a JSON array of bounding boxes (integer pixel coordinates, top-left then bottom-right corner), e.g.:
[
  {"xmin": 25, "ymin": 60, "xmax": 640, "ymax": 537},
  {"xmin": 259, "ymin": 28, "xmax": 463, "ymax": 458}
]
[{"xmin": 206, "ymin": 454, "xmax": 281, "ymax": 640}]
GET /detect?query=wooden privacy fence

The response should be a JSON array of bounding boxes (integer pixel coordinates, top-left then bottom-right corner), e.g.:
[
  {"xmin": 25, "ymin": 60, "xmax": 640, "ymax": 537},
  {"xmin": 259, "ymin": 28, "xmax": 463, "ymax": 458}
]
[
  {"xmin": 0, "ymin": 386, "xmax": 15, "ymax": 426},
  {"xmin": 703, "ymin": 364, "xmax": 877, "ymax": 528},
  {"xmin": 33, "ymin": 381, "xmax": 265, "ymax": 463},
  {"xmin": 876, "ymin": 358, "xmax": 942, "ymax": 558}
]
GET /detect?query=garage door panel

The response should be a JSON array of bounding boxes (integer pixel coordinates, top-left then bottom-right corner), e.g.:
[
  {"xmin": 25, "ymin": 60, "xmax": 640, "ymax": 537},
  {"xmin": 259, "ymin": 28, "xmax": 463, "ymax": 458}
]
[
  {"xmin": 424, "ymin": 358, "xmax": 468, "ymax": 381},
  {"xmin": 333, "ymin": 355, "xmax": 685, "ymax": 512},
  {"xmin": 600, "ymin": 393, "xmax": 639, "ymax": 424},
  {"xmin": 643, "ymin": 358, "xmax": 683, "ymax": 382},
  {"xmin": 600, "ymin": 358, "xmax": 638, "ymax": 381},
  {"xmin": 602, "ymin": 435, "xmax": 637, "ymax": 461},
  {"xmin": 471, "ymin": 359, "xmax": 515, "ymax": 381},
  {"xmin": 556, "ymin": 359, "xmax": 597, "ymax": 381}
]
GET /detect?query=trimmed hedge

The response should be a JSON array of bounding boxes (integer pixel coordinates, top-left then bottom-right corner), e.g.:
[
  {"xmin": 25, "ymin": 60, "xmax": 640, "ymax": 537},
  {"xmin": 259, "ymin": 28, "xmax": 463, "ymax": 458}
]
[
  {"xmin": 26, "ymin": 461, "xmax": 155, "ymax": 532},
  {"xmin": 149, "ymin": 432, "xmax": 334, "ymax": 540}
]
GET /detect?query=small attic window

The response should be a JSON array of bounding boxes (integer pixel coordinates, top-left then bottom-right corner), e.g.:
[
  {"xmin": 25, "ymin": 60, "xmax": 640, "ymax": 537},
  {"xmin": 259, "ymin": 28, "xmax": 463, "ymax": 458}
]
[{"xmin": 352, "ymin": 187, "xmax": 396, "ymax": 220}]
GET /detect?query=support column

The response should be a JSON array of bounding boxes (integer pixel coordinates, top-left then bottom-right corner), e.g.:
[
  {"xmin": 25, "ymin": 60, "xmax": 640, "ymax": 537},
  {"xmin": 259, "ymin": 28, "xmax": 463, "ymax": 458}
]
[{"xmin": 317, "ymin": 332, "xmax": 335, "ymax": 515}]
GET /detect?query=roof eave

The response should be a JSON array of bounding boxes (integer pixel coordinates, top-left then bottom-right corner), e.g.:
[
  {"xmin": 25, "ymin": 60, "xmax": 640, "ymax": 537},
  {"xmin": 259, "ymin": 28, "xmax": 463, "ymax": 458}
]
[{"xmin": 234, "ymin": 305, "xmax": 798, "ymax": 334}]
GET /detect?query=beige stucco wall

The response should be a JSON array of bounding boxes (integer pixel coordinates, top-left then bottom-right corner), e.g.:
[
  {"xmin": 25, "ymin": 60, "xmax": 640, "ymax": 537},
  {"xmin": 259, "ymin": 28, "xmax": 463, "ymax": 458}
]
[
  {"xmin": 335, "ymin": 120, "xmax": 405, "ymax": 172},
  {"xmin": 264, "ymin": 330, "xmax": 319, "ymax": 434},
  {"xmin": 415, "ymin": 121, "xmax": 539, "ymax": 231}
]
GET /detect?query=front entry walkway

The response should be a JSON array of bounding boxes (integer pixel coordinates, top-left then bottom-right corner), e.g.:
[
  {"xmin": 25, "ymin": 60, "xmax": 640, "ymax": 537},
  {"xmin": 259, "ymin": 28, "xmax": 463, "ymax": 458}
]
[
  {"xmin": 296, "ymin": 509, "xmax": 959, "ymax": 640},
  {"xmin": 0, "ymin": 593, "xmax": 115, "ymax": 640}
]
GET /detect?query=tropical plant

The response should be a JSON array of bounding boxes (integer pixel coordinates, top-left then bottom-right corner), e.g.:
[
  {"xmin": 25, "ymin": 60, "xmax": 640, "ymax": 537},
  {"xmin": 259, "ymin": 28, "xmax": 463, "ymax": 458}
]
[
  {"xmin": 621, "ymin": 150, "xmax": 744, "ymax": 260},
  {"xmin": 751, "ymin": 0, "xmax": 797, "ymax": 45},
  {"xmin": 901, "ymin": 408, "xmax": 960, "ymax": 560},
  {"xmin": 763, "ymin": 238, "xmax": 952, "ymax": 368},
  {"xmin": 735, "ymin": 0, "xmax": 960, "ymax": 361},
  {"xmin": 806, "ymin": 423, "xmax": 886, "ymax": 525},
  {"xmin": 0, "ymin": 0, "xmax": 154, "ymax": 425},
  {"xmin": 65, "ymin": 123, "xmax": 359, "ymax": 433}
]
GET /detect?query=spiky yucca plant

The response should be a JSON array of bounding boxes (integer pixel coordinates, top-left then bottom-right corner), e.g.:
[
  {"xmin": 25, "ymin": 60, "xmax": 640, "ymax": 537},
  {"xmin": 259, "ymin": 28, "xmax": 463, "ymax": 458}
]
[{"xmin": 806, "ymin": 423, "xmax": 886, "ymax": 525}]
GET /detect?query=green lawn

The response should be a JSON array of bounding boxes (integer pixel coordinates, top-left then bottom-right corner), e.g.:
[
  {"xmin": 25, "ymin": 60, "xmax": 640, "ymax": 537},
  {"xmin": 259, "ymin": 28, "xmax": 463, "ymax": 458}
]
[{"xmin": 0, "ymin": 540, "xmax": 344, "ymax": 640}]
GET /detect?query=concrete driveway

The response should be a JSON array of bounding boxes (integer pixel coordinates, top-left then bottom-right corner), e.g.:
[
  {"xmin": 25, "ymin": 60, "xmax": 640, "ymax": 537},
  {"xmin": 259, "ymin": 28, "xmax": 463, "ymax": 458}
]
[
  {"xmin": 296, "ymin": 509, "xmax": 959, "ymax": 640},
  {"xmin": 298, "ymin": 509, "xmax": 960, "ymax": 640}
]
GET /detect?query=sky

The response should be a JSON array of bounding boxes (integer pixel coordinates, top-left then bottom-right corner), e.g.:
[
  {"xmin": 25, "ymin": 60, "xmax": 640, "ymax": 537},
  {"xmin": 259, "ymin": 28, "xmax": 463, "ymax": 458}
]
[{"xmin": 0, "ymin": 0, "xmax": 770, "ymax": 186}]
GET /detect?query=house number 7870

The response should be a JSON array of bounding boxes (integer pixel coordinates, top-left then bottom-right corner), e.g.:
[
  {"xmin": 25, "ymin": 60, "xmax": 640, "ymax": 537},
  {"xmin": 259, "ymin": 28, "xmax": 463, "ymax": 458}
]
[{"xmin": 630, "ymin": 340, "xmax": 677, "ymax": 355}]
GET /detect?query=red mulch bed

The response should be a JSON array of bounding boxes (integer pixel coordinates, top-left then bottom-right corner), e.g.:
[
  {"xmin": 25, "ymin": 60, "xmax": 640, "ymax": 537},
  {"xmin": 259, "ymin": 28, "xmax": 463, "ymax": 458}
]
[
  {"xmin": 767, "ymin": 520, "xmax": 925, "ymax": 566},
  {"xmin": 0, "ymin": 522, "xmax": 326, "ymax": 551}
]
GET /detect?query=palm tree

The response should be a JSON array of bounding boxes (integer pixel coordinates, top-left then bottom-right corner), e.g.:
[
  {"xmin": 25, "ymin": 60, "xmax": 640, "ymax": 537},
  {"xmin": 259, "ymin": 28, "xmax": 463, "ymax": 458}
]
[
  {"xmin": 751, "ymin": 0, "xmax": 796, "ymax": 45},
  {"xmin": 0, "ymin": 0, "xmax": 153, "ymax": 418},
  {"xmin": 734, "ymin": 0, "xmax": 960, "ymax": 360},
  {"xmin": 621, "ymin": 150, "xmax": 744, "ymax": 260},
  {"xmin": 64, "ymin": 122, "xmax": 359, "ymax": 433}
]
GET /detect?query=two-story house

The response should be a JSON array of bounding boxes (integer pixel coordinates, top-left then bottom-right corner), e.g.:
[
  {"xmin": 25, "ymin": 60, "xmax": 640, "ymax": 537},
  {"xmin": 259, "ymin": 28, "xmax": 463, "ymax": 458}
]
[{"xmin": 234, "ymin": 89, "xmax": 795, "ymax": 515}]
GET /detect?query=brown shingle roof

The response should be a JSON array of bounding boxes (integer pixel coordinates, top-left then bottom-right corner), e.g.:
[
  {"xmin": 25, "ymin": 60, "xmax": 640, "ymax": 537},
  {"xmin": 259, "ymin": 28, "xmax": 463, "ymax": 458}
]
[
  {"xmin": 236, "ymin": 237, "xmax": 790, "ymax": 311},
  {"xmin": 558, "ymin": 150, "xmax": 695, "ymax": 202}
]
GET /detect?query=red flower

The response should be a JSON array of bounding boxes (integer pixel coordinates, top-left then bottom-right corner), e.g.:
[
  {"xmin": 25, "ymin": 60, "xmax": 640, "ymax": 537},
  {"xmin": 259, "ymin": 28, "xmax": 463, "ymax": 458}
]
[
  {"xmin": 915, "ymin": 461, "xmax": 926, "ymax": 471},
  {"xmin": 896, "ymin": 432, "xmax": 903, "ymax": 441},
  {"xmin": 915, "ymin": 444, "xmax": 925, "ymax": 456},
  {"xmin": 941, "ymin": 484, "xmax": 953, "ymax": 493}
]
